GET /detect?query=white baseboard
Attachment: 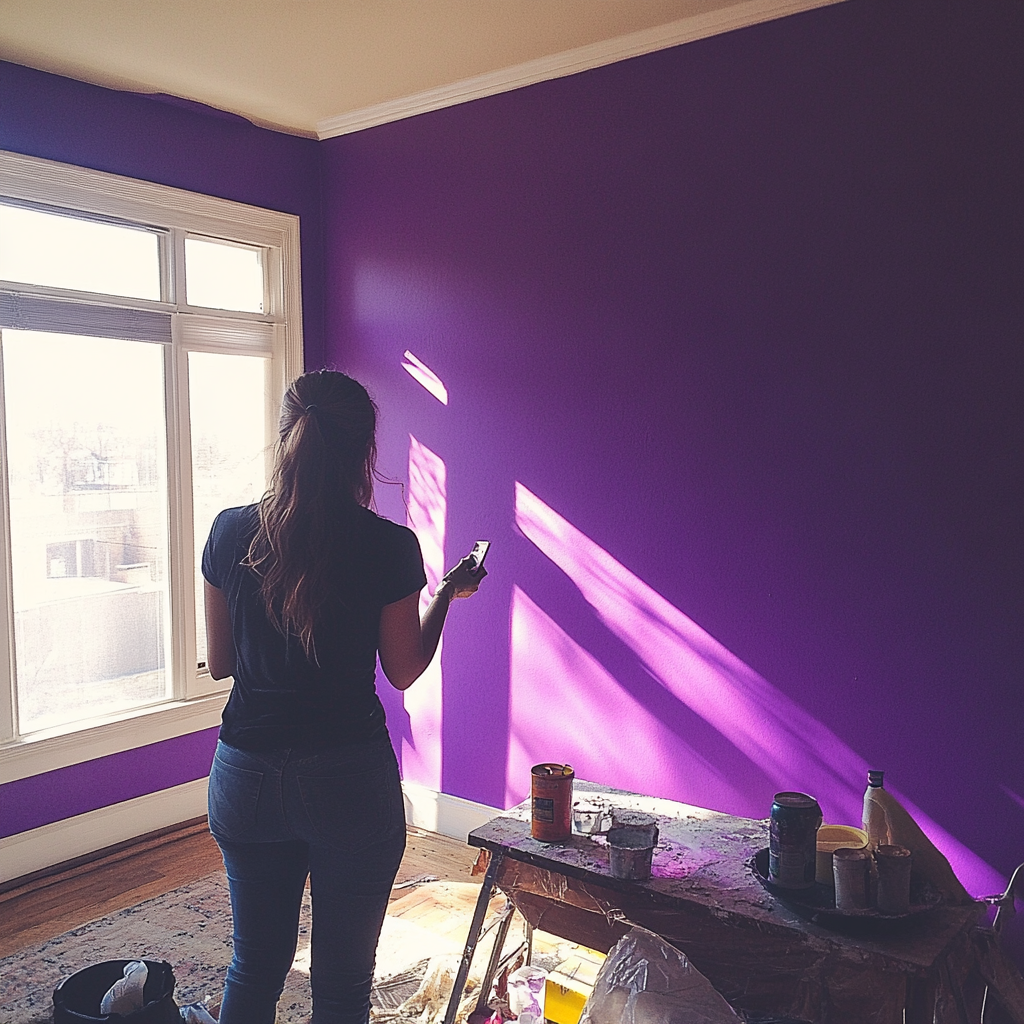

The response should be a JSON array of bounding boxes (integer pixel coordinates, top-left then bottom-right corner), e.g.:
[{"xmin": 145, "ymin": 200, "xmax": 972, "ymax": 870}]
[
  {"xmin": 0, "ymin": 777, "xmax": 499, "ymax": 885},
  {"xmin": 401, "ymin": 781, "xmax": 499, "ymax": 843},
  {"xmin": 0, "ymin": 777, "xmax": 208, "ymax": 885}
]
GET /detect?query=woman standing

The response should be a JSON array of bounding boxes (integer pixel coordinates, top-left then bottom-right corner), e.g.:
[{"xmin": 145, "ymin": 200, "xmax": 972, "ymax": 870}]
[{"xmin": 202, "ymin": 370, "xmax": 485, "ymax": 1024}]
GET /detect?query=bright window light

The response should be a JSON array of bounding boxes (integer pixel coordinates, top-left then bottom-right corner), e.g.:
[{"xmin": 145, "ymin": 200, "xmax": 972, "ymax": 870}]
[
  {"xmin": 3, "ymin": 330, "xmax": 171, "ymax": 733},
  {"xmin": 185, "ymin": 236, "xmax": 265, "ymax": 312},
  {"xmin": 189, "ymin": 350, "xmax": 269, "ymax": 665},
  {"xmin": 0, "ymin": 203, "xmax": 160, "ymax": 300}
]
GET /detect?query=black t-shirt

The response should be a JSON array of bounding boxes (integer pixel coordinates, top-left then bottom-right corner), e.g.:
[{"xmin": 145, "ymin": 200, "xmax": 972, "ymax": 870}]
[{"xmin": 202, "ymin": 503, "xmax": 426, "ymax": 751}]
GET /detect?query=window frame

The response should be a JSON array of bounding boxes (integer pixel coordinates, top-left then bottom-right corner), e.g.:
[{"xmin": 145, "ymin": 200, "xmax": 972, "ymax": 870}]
[{"xmin": 0, "ymin": 149, "xmax": 303, "ymax": 786}]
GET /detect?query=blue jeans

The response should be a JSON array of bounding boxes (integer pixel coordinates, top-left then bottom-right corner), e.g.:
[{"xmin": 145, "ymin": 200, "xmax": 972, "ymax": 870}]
[{"xmin": 208, "ymin": 737, "xmax": 407, "ymax": 1024}]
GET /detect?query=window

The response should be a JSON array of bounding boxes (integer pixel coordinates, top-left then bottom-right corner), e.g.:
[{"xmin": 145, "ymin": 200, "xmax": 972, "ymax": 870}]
[{"xmin": 0, "ymin": 150, "xmax": 302, "ymax": 776}]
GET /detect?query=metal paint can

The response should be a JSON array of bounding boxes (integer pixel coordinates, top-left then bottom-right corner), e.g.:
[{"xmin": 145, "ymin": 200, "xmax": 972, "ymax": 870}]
[
  {"xmin": 607, "ymin": 811, "xmax": 659, "ymax": 880},
  {"xmin": 875, "ymin": 844, "xmax": 913, "ymax": 914},
  {"xmin": 531, "ymin": 763, "xmax": 574, "ymax": 842},
  {"xmin": 769, "ymin": 791, "xmax": 822, "ymax": 889}
]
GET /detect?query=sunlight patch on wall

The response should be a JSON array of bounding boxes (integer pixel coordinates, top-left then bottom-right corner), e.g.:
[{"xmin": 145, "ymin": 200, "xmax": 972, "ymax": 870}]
[
  {"xmin": 403, "ymin": 435, "xmax": 447, "ymax": 789},
  {"xmin": 402, "ymin": 350, "xmax": 448, "ymax": 405},
  {"xmin": 507, "ymin": 585, "xmax": 751, "ymax": 814},
  {"xmin": 513, "ymin": 481, "xmax": 1004, "ymax": 896}
]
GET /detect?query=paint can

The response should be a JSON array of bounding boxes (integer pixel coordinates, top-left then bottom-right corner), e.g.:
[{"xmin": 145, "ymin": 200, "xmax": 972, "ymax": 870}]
[
  {"xmin": 531, "ymin": 763, "xmax": 574, "ymax": 842},
  {"xmin": 769, "ymin": 791, "xmax": 822, "ymax": 889},
  {"xmin": 607, "ymin": 810, "xmax": 659, "ymax": 880}
]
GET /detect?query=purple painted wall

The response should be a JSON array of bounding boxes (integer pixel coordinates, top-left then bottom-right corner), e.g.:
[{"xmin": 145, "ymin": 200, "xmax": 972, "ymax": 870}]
[
  {"xmin": 0, "ymin": 729, "xmax": 220, "ymax": 838},
  {"xmin": 323, "ymin": 0, "xmax": 1023, "ymax": 893},
  {"xmin": 0, "ymin": 62, "xmax": 322, "ymax": 837}
]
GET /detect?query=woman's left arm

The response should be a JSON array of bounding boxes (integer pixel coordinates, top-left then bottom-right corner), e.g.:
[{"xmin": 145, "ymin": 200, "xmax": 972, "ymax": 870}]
[{"xmin": 204, "ymin": 580, "xmax": 236, "ymax": 680}]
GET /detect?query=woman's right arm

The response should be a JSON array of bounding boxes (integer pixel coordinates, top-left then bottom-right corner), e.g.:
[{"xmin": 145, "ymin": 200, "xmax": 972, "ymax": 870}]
[
  {"xmin": 378, "ymin": 558, "xmax": 485, "ymax": 690},
  {"xmin": 204, "ymin": 580, "xmax": 236, "ymax": 680}
]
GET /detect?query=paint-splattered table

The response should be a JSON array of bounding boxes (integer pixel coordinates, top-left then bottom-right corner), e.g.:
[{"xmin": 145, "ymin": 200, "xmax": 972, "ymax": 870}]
[{"xmin": 443, "ymin": 781, "xmax": 989, "ymax": 1024}]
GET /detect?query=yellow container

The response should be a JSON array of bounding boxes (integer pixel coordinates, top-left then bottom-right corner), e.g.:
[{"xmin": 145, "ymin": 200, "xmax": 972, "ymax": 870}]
[
  {"xmin": 815, "ymin": 824, "xmax": 869, "ymax": 885},
  {"xmin": 544, "ymin": 948, "xmax": 605, "ymax": 1024}
]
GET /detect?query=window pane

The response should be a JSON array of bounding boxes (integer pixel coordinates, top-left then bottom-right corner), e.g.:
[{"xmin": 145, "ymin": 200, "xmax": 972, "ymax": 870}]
[
  {"xmin": 3, "ymin": 330, "xmax": 171, "ymax": 733},
  {"xmin": 0, "ymin": 204, "xmax": 161, "ymax": 301},
  {"xmin": 189, "ymin": 351, "xmax": 269, "ymax": 666},
  {"xmin": 185, "ymin": 237, "xmax": 265, "ymax": 313}
]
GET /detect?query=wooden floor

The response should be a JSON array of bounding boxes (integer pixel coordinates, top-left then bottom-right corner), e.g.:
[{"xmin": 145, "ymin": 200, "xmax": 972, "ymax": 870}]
[{"xmin": 0, "ymin": 819, "xmax": 485, "ymax": 960}]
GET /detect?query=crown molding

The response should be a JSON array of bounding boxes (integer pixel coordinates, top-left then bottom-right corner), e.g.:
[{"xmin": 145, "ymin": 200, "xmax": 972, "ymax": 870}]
[{"xmin": 317, "ymin": 0, "xmax": 844, "ymax": 140}]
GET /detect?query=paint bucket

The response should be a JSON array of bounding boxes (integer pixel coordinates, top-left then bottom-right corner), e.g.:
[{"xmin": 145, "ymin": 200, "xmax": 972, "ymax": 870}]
[
  {"xmin": 607, "ymin": 810, "xmax": 659, "ymax": 880},
  {"xmin": 815, "ymin": 824, "xmax": 869, "ymax": 885},
  {"xmin": 531, "ymin": 763, "xmax": 574, "ymax": 841},
  {"xmin": 53, "ymin": 960, "xmax": 180, "ymax": 1023}
]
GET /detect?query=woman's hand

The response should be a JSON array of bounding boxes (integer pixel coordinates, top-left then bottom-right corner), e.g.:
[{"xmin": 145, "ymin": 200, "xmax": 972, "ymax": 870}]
[
  {"xmin": 440, "ymin": 556, "xmax": 488, "ymax": 599},
  {"xmin": 380, "ymin": 556, "xmax": 488, "ymax": 690}
]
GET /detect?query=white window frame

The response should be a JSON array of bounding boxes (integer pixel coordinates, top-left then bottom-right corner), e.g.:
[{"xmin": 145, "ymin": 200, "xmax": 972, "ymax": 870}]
[{"xmin": 0, "ymin": 149, "xmax": 303, "ymax": 786}]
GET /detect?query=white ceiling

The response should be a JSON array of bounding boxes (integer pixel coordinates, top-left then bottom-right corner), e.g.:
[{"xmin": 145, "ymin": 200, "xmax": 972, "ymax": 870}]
[{"xmin": 0, "ymin": 0, "xmax": 840, "ymax": 139}]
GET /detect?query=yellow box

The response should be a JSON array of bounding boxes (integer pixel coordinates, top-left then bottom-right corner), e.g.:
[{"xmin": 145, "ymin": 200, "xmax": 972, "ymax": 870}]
[{"xmin": 544, "ymin": 948, "xmax": 605, "ymax": 1024}]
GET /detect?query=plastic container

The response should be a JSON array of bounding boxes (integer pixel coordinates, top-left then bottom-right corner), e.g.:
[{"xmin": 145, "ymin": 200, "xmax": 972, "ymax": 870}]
[
  {"xmin": 815, "ymin": 824, "xmax": 869, "ymax": 885},
  {"xmin": 508, "ymin": 964, "xmax": 548, "ymax": 1024}
]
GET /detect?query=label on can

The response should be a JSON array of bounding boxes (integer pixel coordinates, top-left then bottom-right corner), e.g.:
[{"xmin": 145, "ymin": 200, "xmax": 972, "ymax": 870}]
[
  {"xmin": 769, "ymin": 791, "xmax": 822, "ymax": 889},
  {"xmin": 532, "ymin": 797, "xmax": 555, "ymax": 823}
]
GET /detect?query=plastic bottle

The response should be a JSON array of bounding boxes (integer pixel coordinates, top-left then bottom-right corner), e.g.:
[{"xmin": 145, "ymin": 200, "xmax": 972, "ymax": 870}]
[
  {"xmin": 862, "ymin": 769, "xmax": 892, "ymax": 849},
  {"xmin": 860, "ymin": 768, "xmax": 972, "ymax": 904}
]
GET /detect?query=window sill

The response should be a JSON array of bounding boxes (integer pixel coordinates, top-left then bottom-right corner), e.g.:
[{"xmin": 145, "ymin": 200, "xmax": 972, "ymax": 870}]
[{"xmin": 0, "ymin": 690, "xmax": 229, "ymax": 784}]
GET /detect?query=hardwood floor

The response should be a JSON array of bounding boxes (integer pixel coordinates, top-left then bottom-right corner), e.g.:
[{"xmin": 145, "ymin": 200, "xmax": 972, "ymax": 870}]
[{"xmin": 0, "ymin": 820, "xmax": 485, "ymax": 960}]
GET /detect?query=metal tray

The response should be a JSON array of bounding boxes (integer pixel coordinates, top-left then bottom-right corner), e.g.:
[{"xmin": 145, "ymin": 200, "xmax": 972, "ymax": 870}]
[{"xmin": 749, "ymin": 848, "xmax": 943, "ymax": 932}]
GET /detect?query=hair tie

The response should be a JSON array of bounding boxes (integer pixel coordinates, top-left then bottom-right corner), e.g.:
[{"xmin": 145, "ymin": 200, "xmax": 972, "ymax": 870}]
[{"xmin": 304, "ymin": 403, "xmax": 318, "ymax": 415}]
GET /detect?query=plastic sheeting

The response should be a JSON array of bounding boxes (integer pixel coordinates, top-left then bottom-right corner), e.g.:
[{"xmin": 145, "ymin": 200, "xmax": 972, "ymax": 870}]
[{"xmin": 580, "ymin": 927, "xmax": 742, "ymax": 1024}]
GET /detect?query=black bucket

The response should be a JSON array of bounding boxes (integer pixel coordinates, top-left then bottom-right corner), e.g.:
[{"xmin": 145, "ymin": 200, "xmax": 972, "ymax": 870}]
[{"xmin": 53, "ymin": 959, "xmax": 180, "ymax": 1023}]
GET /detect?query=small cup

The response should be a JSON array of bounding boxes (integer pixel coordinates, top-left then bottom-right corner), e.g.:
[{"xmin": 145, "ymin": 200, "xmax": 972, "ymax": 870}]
[
  {"xmin": 874, "ymin": 844, "xmax": 912, "ymax": 914},
  {"xmin": 815, "ymin": 825, "xmax": 869, "ymax": 885},
  {"xmin": 833, "ymin": 846, "xmax": 871, "ymax": 910}
]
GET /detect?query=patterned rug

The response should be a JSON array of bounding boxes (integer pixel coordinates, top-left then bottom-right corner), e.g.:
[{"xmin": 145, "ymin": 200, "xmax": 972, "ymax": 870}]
[{"xmin": 0, "ymin": 872, "xmax": 467, "ymax": 1024}]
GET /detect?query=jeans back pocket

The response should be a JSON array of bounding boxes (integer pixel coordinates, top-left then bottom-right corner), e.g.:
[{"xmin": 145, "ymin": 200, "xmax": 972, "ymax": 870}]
[
  {"xmin": 208, "ymin": 756, "xmax": 263, "ymax": 842},
  {"xmin": 297, "ymin": 760, "xmax": 402, "ymax": 855}
]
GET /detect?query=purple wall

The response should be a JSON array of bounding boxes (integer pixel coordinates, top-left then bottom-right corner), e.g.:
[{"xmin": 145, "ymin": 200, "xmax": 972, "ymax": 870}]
[
  {"xmin": 0, "ymin": 62, "xmax": 322, "ymax": 836},
  {"xmin": 323, "ymin": 0, "xmax": 1023, "ymax": 893},
  {"xmin": 0, "ymin": 729, "xmax": 220, "ymax": 839}
]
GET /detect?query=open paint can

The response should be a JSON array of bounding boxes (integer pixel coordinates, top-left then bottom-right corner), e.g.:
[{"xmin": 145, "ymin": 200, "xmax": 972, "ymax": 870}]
[
  {"xmin": 607, "ymin": 810, "xmax": 659, "ymax": 880},
  {"xmin": 531, "ymin": 763, "xmax": 574, "ymax": 841}
]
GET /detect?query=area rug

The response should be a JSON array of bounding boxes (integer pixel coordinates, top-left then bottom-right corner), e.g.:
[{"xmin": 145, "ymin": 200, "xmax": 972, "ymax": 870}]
[{"xmin": 0, "ymin": 871, "xmax": 467, "ymax": 1024}]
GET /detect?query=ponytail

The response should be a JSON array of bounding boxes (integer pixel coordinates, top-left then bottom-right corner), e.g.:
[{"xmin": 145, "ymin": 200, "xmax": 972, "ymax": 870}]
[{"xmin": 245, "ymin": 371, "xmax": 378, "ymax": 659}]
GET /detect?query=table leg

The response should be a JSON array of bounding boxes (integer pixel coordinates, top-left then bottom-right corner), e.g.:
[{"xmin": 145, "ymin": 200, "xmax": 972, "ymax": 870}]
[
  {"xmin": 473, "ymin": 899, "xmax": 518, "ymax": 1015},
  {"xmin": 443, "ymin": 852, "xmax": 505, "ymax": 1024}
]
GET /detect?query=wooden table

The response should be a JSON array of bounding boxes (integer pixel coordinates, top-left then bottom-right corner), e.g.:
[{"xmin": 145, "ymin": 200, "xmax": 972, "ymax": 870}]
[{"xmin": 444, "ymin": 781, "xmax": 986, "ymax": 1024}]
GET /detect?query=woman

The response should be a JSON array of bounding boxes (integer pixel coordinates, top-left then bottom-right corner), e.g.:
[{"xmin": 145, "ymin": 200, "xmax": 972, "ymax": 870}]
[{"xmin": 202, "ymin": 370, "xmax": 485, "ymax": 1024}]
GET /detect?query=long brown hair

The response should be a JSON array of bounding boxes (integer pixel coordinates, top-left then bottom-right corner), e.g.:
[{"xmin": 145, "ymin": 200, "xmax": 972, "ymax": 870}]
[{"xmin": 245, "ymin": 370, "xmax": 378, "ymax": 658}]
